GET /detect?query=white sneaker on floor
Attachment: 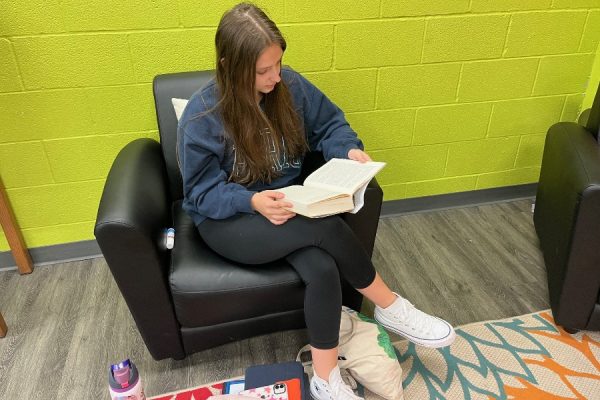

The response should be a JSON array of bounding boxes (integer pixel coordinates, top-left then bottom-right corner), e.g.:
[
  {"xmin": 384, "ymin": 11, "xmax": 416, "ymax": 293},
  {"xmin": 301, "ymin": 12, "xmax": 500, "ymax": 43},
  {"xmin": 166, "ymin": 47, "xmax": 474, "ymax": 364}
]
[
  {"xmin": 310, "ymin": 365, "xmax": 363, "ymax": 400},
  {"xmin": 374, "ymin": 292, "xmax": 456, "ymax": 348}
]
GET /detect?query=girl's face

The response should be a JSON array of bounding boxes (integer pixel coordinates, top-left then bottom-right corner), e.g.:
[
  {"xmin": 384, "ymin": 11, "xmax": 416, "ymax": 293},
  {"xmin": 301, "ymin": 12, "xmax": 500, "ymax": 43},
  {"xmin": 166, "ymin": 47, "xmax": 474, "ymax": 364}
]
[{"xmin": 255, "ymin": 43, "xmax": 283, "ymax": 96}]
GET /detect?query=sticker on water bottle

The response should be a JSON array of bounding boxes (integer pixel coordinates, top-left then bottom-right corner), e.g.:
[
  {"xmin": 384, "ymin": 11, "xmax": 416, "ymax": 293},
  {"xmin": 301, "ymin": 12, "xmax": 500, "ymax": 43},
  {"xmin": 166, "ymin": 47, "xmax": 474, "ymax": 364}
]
[
  {"xmin": 165, "ymin": 228, "xmax": 175, "ymax": 250},
  {"xmin": 109, "ymin": 358, "xmax": 146, "ymax": 400}
]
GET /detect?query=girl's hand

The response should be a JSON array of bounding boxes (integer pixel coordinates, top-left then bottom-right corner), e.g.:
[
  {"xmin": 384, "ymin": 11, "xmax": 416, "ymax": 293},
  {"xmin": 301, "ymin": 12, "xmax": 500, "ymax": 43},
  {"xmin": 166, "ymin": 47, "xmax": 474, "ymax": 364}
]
[
  {"xmin": 348, "ymin": 149, "xmax": 372, "ymax": 163},
  {"xmin": 251, "ymin": 190, "xmax": 296, "ymax": 225}
]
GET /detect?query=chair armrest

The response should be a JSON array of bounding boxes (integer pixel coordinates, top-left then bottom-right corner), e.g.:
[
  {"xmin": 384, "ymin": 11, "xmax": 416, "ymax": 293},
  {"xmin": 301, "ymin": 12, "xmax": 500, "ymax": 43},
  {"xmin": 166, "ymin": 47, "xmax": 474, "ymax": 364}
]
[
  {"xmin": 300, "ymin": 152, "xmax": 383, "ymax": 311},
  {"xmin": 577, "ymin": 108, "xmax": 590, "ymax": 126},
  {"xmin": 340, "ymin": 178, "xmax": 383, "ymax": 312},
  {"xmin": 302, "ymin": 151, "xmax": 383, "ymax": 255},
  {"xmin": 342, "ymin": 178, "xmax": 384, "ymax": 258},
  {"xmin": 301, "ymin": 151, "xmax": 384, "ymax": 256},
  {"xmin": 94, "ymin": 138, "xmax": 185, "ymax": 360}
]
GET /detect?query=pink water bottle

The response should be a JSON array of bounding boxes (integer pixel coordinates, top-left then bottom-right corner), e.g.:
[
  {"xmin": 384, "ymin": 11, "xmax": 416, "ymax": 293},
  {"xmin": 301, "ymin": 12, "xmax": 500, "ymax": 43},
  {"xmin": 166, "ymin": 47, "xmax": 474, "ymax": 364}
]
[{"xmin": 109, "ymin": 359, "xmax": 146, "ymax": 400}]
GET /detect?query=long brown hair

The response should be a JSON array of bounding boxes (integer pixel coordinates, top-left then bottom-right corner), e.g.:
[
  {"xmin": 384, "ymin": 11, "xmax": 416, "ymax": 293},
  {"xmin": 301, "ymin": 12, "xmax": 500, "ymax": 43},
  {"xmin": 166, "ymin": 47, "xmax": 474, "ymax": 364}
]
[{"xmin": 215, "ymin": 2, "xmax": 307, "ymax": 185}]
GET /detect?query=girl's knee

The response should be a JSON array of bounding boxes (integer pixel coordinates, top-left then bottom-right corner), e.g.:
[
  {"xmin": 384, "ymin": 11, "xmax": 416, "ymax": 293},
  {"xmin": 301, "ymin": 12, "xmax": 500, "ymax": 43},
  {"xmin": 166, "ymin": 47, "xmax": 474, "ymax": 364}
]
[
  {"xmin": 290, "ymin": 247, "xmax": 340, "ymax": 284},
  {"xmin": 319, "ymin": 215, "xmax": 346, "ymax": 232},
  {"xmin": 304, "ymin": 216, "xmax": 349, "ymax": 246}
]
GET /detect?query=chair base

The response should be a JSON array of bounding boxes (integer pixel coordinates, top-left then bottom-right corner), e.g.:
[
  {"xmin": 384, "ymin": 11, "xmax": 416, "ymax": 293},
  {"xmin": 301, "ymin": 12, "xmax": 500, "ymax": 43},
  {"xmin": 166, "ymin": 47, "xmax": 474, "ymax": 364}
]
[{"xmin": 181, "ymin": 309, "xmax": 306, "ymax": 356}]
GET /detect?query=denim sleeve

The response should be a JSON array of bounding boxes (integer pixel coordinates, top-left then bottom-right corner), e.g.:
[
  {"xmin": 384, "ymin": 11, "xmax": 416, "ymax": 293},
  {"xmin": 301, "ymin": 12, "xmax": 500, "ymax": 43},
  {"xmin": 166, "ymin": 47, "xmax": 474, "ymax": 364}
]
[
  {"xmin": 297, "ymin": 73, "xmax": 364, "ymax": 160},
  {"xmin": 178, "ymin": 118, "xmax": 255, "ymax": 220}
]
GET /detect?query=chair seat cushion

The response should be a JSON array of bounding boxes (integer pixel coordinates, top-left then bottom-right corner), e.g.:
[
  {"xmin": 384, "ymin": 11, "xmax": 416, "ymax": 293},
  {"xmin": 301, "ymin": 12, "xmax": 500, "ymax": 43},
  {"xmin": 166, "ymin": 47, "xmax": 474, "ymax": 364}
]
[{"xmin": 170, "ymin": 201, "xmax": 305, "ymax": 328}]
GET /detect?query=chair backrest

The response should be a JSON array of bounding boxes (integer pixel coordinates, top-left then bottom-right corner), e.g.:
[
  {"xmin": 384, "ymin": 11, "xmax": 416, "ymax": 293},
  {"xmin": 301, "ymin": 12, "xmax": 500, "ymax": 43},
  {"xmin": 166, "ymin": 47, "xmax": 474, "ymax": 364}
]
[
  {"xmin": 153, "ymin": 70, "xmax": 215, "ymax": 200},
  {"xmin": 585, "ymin": 81, "xmax": 600, "ymax": 141}
]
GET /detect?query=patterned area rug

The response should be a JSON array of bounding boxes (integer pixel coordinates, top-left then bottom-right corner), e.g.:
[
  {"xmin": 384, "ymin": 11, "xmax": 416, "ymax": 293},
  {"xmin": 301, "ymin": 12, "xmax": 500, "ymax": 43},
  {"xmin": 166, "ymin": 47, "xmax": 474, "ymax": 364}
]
[
  {"xmin": 150, "ymin": 310, "xmax": 600, "ymax": 400},
  {"xmin": 396, "ymin": 310, "xmax": 600, "ymax": 399}
]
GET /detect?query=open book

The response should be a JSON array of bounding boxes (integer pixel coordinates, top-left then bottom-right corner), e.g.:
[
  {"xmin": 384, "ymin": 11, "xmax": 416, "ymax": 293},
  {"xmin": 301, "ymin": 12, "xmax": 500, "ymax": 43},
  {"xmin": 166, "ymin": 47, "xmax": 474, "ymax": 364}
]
[{"xmin": 276, "ymin": 158, "xmax": 386, "ymax": 218}]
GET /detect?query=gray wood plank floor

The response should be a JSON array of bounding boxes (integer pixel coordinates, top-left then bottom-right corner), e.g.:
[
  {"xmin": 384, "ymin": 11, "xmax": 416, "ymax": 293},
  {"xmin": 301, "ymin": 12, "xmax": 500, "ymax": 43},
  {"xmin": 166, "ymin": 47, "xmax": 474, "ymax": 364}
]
[{"xmin": 0, "ymin": 199, "xmax": 549, "ymax": 399}]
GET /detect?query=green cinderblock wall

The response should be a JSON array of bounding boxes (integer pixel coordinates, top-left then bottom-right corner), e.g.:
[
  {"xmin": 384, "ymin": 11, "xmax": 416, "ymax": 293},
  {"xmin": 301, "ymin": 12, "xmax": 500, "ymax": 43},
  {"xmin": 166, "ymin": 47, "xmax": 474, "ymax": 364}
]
[{"xmin": 1, "ymin": 0, "xmax": 600, "ymax": 251}]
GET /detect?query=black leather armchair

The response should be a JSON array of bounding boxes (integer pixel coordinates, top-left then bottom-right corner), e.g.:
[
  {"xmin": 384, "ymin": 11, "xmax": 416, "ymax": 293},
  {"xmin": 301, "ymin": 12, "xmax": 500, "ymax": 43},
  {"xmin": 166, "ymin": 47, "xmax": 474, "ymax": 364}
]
[
  {"xmin": 533, "ymin": 84, "xmax": 600, "ymax": 333},
  {"xmin": 94, "ymin": 71, "xmax": 384, "ymax": 360}
]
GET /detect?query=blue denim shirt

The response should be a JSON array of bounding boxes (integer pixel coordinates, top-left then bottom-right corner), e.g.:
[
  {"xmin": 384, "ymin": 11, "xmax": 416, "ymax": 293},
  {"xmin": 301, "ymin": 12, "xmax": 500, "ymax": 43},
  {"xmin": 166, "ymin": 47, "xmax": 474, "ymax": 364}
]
[{"xmin": 177, "ymin": 67, "xmax": 364, "ymax": 226}]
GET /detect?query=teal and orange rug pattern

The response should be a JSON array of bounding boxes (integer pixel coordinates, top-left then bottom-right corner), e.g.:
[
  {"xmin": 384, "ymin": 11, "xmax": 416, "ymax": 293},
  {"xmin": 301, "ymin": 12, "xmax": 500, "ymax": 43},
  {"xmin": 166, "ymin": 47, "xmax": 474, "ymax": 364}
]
[
  {"xmin": 150, "ymin": 310, "xmax": 600, "ymax": 400},
  {"xmin": 395, "ymin": 310, "xmax": 600, "ymax": 399}
]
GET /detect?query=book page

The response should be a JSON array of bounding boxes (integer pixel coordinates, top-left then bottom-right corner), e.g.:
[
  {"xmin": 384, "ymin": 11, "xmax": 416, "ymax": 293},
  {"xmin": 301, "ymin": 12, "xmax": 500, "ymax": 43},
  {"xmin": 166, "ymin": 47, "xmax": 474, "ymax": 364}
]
[
  {"xmin": 349, "ymin": 183, "xmax": 368, "ymax": 214},
  {"xmin": 276, "ymin": 185, "xmax": 343, "ymax": 205},
  {"xmin": 304, "ymin": 159, "xmax": 386, "ymax": 194}
]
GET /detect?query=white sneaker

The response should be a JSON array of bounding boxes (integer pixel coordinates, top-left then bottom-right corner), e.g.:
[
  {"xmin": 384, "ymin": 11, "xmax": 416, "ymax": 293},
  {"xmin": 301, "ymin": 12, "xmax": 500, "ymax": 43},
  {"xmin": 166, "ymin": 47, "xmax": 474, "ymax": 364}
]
[
  {"xmin": 310, "ymin": 365, "xmax": 363, "ymax": 400},
  {"xmin": 374, "ymin": 292, "xmax": 456, "ymax": 348}
]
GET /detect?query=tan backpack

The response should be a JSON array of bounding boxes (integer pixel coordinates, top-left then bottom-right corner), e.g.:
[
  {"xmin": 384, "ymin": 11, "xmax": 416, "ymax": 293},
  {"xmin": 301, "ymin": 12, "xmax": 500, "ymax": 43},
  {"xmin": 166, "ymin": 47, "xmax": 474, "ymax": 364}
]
[{"xmin": 297, "ymin": 306, "xmax": 404, "ymax": 400}]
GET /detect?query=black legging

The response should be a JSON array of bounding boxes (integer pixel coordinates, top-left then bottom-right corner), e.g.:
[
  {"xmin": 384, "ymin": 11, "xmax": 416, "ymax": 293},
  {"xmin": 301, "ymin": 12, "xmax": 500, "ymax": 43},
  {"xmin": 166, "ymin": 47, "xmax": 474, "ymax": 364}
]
[{"xmin": 197, "ymin": 213, "xmax": 377, "ymax": 349}]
